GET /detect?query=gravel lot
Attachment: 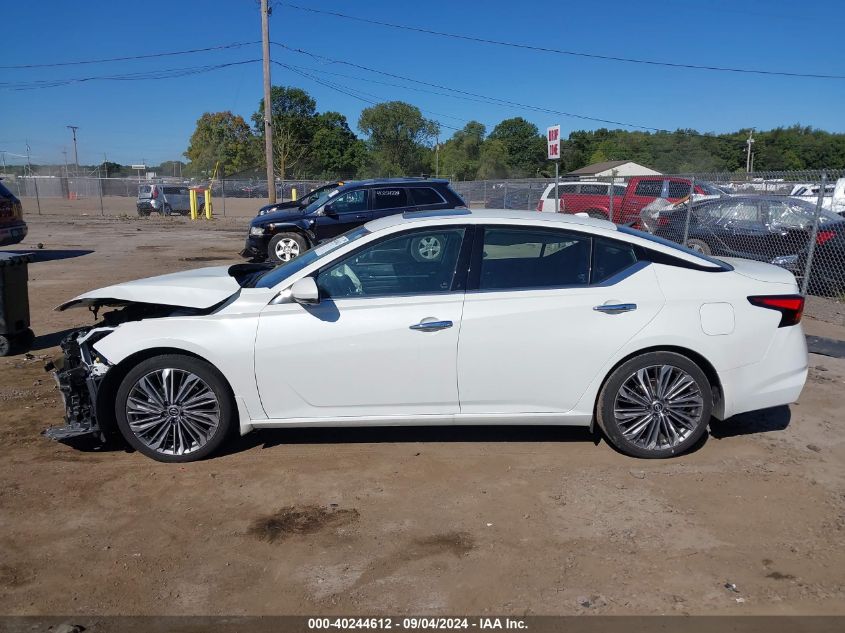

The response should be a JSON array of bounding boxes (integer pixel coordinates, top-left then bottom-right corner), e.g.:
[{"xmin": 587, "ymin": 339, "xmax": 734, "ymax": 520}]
[{"xmin": 1, "ymin": 213, "xmax": 844, "ymax": 616}]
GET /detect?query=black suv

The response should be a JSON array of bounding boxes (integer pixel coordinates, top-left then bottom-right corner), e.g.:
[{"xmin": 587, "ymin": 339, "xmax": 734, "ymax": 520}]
[{"xmin": 243, "ymin": 178, "xmax": 466, "ymax": 263}]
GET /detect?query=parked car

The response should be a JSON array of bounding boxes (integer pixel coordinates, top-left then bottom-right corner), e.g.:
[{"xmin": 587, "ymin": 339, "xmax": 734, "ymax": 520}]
[
  {"xmin": 772, "ymin": 216, "xmax": 845, "ymax": 295},
  {"xmin": 0, "ymin": 180, "xmax": 27, "ymax": 246},
  {"xmin": 653, "ymin": 196, "xmax": 843, "ymax": 267},
  {"xmin": 48, "ymin": 209, "xmax": 807, "ymax": 462},
  {"xmin": 540, "ymin": 176, "xmax": 727, "ymax": 224},
  {"xmin": 136, "ymin": 184, "xmax": 202, "ymax": 216},
  {"xmin": 244, "ymin": 178, "xmax": 466, "ymax": 263},
  {"xmin": 257, "ymin": 181, "xmax": 345, "ymax": 216},
  {"xmin": 483, "ymin": 186, "xmax": 544, "ymax": 211},
  {"xmin": 537, "ymin": 181, "xmax": 626, "ymax": 216}
]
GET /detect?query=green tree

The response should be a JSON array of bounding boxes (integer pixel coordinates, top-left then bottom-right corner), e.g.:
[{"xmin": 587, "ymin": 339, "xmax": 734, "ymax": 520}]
[
  {"xmin": 358, "ymin": 101, "xmax": 439, "ymax": 176},
  {"xmin": 439, "ymin": 121, "xmax": 485, "ymax": 180},
  {"xmin": 488, "ymin": 117, "xmax": 546, "ymax": 177},
  {"xmin": 184, "ymin": 111, "xmax": 257, "ymax": 176},
  {"xmin": 310, "ymin": 112, "xmax": 367, "ymax": 178},
  {"xmin": 252, "ymin": 86, "xmax": 318, "ymax": 179},
  {"xmin": 477, "ymin": 138, "xmax": 510, "ymax": 178}
]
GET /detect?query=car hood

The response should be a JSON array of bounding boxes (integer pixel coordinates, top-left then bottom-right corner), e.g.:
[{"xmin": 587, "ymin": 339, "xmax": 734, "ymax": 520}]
[
  {"xmin": 253, "ymin": 207, "xmax": 308, "ymax": 224},
  {"xmin": 57, "ymin": 266, "xmax": 241, "ymax": 311},
  {"xmin": 259, "ymin": 200, "xmax": 300, "ymax": 214}
]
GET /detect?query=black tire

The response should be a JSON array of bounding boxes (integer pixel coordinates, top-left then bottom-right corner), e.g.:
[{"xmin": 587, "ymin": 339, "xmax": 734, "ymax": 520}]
[
  {"xmin": 586, "ymin": 209, "xmax": 608, "ymax": 220},
  {"xmin": 596, "ymin": 351, "xmax": 712, "ymax": 459},
  {"xmin": 0, "ymin": 335, "xmax": 10, "ymax": 357},
  {"xmin": 163, "ymin": 204, "xmax": 173, "ymax": 216},
  {"xmin": 114, "ymin": 354, "xmax": 235, "ymax": 463},
  {"xmin": 268, "ymin": 232, "xmax": 307, "ymax": 264},
  {"xmin": 686, "ymin": 238, "xmax": 712, "ymax": 256}
]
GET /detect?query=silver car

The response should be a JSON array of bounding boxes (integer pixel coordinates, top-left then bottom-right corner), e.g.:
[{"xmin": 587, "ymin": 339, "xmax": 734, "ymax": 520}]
[{"xmin": 136, "ymin": 184, "xmax": 200, "ymax": 216}]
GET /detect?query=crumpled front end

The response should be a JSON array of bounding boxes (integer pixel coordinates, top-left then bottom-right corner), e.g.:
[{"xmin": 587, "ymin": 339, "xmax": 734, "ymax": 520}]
[{"xmin": 44, "ymin": 328, "xmax": 114, "ymax": 441}]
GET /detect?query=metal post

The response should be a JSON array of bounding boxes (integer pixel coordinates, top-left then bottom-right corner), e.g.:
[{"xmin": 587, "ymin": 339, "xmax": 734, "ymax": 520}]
[
  {"xmin": 801, "ymin": 172, "xmax": 827, "ymax": 296},
  {"xmin": 260, "ymin": 0, "xmax": 276, "ymax": 204},
  {"xmin": 221, "ymin": 173, "xmax": 226, "ymax": 217},
  {"xmin": 554, "ymin": 161, "xmax": 560, "ymax": 213},
  {"xmin": 682, "ymin": 177, "xmax": 695, "ymax": 245},
  {"xmin": 26, "ymin": 143, "xmax": 41, "ymax": 215},
  {"xmin": 503, "ymin": 180, "xmax": 509, "ymax": 209},
  {"xmin": 608, "ymin": 169, "xmax": 616, "ymax": 223},
  {"xmin": 97, "ymin": 166, "xmax": 104, "ymax": 216}
]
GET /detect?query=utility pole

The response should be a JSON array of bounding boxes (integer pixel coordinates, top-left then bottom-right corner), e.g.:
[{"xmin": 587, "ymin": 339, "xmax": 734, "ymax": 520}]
[
  {"xmin": 435, "ymin": 135, "xmax": 440, "ymax": 178},
  {"xmin": 260, "ymin": 0, "xmax": 276, "ymax": 204},
  {"xmin": 745, "ymin": 129, "xmax": 754, "ymax": 176},
  {"xmin": 67, "ymin": 125, "xmax": 79, "ymax": 175},
  {"xmin": 62, "ymin": 149, "xmax": 69, "ymax": 178},
  {"xmin": 103, "ymin": 153, "xmax": 108, "ymax": 179}
]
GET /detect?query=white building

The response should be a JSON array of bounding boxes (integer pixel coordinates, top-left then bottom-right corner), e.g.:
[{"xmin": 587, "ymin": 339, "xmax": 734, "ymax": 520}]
[{"xmin": 568, "ymin": 160, "xmax": 661, "ymax": 180}]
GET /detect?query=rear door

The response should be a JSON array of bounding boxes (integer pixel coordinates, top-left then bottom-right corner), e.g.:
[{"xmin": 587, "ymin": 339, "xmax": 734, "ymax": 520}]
[
  {"xmin": 457, "ymin": 225, "xmax": 665, "ymax": 415},
  {"xmin": 370, "ymin": 186, "xmax": 414, "ymax": 221}
]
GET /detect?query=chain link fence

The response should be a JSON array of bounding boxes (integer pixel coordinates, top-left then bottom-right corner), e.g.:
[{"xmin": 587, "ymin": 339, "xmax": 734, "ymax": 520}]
[{"xmin": 4, "ymin": 169, "xmax": 845, "ymax": 298}]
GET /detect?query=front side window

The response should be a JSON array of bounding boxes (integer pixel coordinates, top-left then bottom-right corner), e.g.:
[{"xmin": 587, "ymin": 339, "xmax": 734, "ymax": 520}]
[
  {"xmin": 612, "ymin": 185, "xmax": 626, "ymax": 196},
  {"xmin": 721, "ymin": 201, "xmax": 761, "ymax": 225},
  {"xmin": 478, "ymin": 227, "xmax": 590, "ymax": 290},
  {"xmin": 667, "ymin": 181, "xmax": 693, "ymax": 198},
  {"xmin": 317, "ymin": 228, "xmax": 466, "ymax": 299},
  {"xmin": 326, "ymin": 189, "xmax": 367, "ymax": 213},
  {"xmin": 372, "ymin": 188, "xmax": 409, "ymax": 210}
]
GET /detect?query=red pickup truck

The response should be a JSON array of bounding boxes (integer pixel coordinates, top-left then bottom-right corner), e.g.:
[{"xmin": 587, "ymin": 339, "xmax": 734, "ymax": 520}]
[{"xmin": 538, "ymin": 176, "xmax": 725, "ymax": 225}]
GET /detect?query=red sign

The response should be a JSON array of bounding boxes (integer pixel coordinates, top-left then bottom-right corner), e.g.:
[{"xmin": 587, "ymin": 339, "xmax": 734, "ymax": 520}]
[{"xmin": 547, "ymin": 125, "xmax": 561, "ymax": 160}]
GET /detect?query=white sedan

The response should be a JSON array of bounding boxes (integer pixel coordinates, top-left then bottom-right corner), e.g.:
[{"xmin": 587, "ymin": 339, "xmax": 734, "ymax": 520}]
[{"xmin": 48, "ymin": 210, "xmax": 808, "ymax": 462}]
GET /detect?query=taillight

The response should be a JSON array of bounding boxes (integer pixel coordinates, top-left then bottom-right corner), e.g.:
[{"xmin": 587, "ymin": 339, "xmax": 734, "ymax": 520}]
[
  {"xmin": 536, "ymin": 200, "xmax": 543, "ymax": 212},
  {"xmin": 816, "ymin": 230, "xmax": 835, "ymax": 245},
  {"xmin": 748, "ymin": 295, "xmax": 804, "ymax": 327},
  {"xmin": 151, "ymin": 188, "xmax": 159, "ymax": 199}
]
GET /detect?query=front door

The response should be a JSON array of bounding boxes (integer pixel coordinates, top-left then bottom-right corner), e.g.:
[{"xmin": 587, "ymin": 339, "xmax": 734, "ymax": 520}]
[
  {"xmin": 254, "ymin": 225, "xmax": 471, "ymax": 420},
  {"xmin": 457, "ymin": 225, "xmax": 665, "ymax": 414},
  {"xmin": 313, "ymin": 189, "xmax": 371, "ymax": 242}
]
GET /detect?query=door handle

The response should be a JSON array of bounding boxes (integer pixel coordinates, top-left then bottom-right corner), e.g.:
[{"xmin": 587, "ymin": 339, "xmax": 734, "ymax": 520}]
[
  {"xmin": 594, "ymin": 303, "xmax": 637, "ymax": 314},
  {"xmin": 410, "ymin": 319, "xmax": 453, "ymax": 331}
]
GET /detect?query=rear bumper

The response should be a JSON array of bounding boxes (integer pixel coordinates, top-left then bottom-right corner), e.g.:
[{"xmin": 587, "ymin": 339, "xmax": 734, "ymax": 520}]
[
  {"xmin": 717, "ymin": 324, "xmax": 808, "ymax": 419},
  {"xmin": 0, "ymin": 222, "xmax": 27, "ymax": 246}
]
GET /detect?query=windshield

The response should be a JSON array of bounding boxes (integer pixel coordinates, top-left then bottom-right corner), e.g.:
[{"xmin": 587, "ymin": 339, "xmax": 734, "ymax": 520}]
[
  {"xmin": 300, "ymin": 182, "xmax": 342, "ymax": 207},
  {"xmin": 698, "ymin": 181, "xmax": 727, "ymax": 196},
  {"xmin": 254, "ymin": 226, "xmax": 371, "ymax": 288}
]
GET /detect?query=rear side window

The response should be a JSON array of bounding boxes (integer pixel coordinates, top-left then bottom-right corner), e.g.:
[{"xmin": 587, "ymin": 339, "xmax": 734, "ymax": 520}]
[
  {"xmin": 478, "ymin": 227, "xmax": 590, "ymax": 290},
  {"xmin": 410, "ymin": 187, "xmax": 445, "ymax": 206},
  {"xmin": 163, "ymin": 186, "xmax": 189, "ymax": 195},
  {"xmin": 667, "ymin": 181, "xmax": 692, "ymax": 198},
  {"xmin": 634, "ymin": 180, "xmax": 663, "ymax": 197},
  {"xmin": 580, "ymin": 184, "xmax": 607, "ymax": 195},
  {"xmin": 373, "ymin": 188, "xmax": 409, "ymax": 210},
  {"xmin": 592, "ymin": 238, "xmax": 638, "ymax": 283}
]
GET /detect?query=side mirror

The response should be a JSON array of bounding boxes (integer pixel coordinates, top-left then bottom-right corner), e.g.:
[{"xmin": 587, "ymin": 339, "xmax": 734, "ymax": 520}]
[{"xmin": 290, "ymin": 277, "xmax": 320, "ymax": 305}]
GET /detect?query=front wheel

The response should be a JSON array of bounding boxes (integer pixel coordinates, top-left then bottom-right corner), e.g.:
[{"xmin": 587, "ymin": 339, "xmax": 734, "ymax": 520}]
[
  {"xmin": 268, "ymin": 232, "xmax": 307, "ymax": 263},
  {"xmin": 596, "ymin": 351, "xmax": 712, "ymax": 459},
  {"xmin": 114, "ymin": 354, "xmax": 235, "ymax": 462}
]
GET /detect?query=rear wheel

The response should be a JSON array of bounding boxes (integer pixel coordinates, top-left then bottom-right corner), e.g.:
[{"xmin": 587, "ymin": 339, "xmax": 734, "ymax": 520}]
[
  {"xmin": 163, "ymin": 204, "xmax": 173, "ymax": 216},
  {"xmin": 268, "ymin": 232, "xmax": 307, "ymax": 263},
  {"xmin": 115, "ymin": 354, "xmax": 235, "ymax": 462},
  {"xmin": 686, "ymin": 238, "xmax": 712, "ymax": 256},
  {"xmin": 596, "ymin": 351, "xmax": 712, "ymax": 458}
]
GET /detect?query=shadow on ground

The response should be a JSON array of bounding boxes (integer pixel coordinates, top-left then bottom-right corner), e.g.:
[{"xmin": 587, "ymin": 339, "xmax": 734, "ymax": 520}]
[
  {"xmin": 2, "ymin": 249, "xmax": 93, "ymax": 263},
  {"xmin": 710, "ymin": 405, "xmax": 791, "ymax": 439}
]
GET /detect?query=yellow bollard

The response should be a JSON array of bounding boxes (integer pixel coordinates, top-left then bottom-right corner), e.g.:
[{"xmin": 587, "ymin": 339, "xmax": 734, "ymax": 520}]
[
  {"xmin": 291, "ymin": 187, "xmax": 297, "ymax": 202},
  {"xmin": 189, "ymin": 189, "xmax": 198, "ymax": 220},
  {"xmin": 205, "ymin": 188, "xmax": 213, "ymax": 220}
]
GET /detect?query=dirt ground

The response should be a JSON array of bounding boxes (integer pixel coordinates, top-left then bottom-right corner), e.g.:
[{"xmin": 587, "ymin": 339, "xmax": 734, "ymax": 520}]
[{"xmin": 1, "ymin": 213, "xmax": 845, "ymax": 616}]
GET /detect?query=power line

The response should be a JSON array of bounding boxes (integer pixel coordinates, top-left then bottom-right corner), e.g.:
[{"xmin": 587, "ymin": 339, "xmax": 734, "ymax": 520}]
[
  {"xmin": 0, "ymin": 60, "xmax": 260, "ymax": 90},
  {"xmin": 0, "ymin": 41, "xmax": 260, "ymax": 70},
  {"xmin": 280, "ymin": 3, "xmax": 845, "ymax": 81}
]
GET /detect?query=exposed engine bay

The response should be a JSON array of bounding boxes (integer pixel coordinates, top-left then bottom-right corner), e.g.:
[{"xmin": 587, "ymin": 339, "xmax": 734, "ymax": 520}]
[{"xmin": 44, "ymin": 302, "xmax": 208, "ymax": 442}]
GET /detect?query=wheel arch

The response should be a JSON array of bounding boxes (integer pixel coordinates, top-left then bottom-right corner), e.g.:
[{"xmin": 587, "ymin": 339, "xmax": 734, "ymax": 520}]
[
  {"xmin": 96, "ymin": 346, "xmax": 238, "ymax": 437},
  {"xmin": 591, "ymin": 344, "xmax": 724, "ymax": 428}
]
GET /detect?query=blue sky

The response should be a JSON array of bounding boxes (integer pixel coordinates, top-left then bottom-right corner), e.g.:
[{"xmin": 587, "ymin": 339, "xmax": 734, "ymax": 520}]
[{"xmin": 2, "ymin": 0, "xmax": 844, "ymax": 167}]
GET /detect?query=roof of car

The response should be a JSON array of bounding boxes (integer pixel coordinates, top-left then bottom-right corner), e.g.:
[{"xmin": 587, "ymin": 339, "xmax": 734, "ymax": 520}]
[
  {"xmin": 368, "ymin": 208, "xmax": 617, "ymax": 232},
  {"xmin": 341, "ymin": 178, "xmax": 450, "ymax": 189},
  {"xmin": 366, "ymin": 208, "xmax": 724, "ymax": 269}
]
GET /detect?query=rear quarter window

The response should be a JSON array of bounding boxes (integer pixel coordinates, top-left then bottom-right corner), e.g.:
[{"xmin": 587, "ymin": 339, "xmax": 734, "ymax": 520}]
[{"xmin": 410, "ymin": 187, "xmax": 445, "ymax": 206}]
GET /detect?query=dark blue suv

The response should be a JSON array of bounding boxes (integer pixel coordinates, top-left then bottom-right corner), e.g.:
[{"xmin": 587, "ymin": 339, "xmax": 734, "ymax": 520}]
[{"xmin": 243, "ymin": 178, "xmax": 466, "ymax": 263}]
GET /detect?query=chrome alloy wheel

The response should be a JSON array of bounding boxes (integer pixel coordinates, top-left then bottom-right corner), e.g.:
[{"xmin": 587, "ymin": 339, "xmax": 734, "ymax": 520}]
[
  {"xmin": 613, "ymin": 365, "xmax": 704, "ymax": 450},
  {"xmin": 416, "ymin": 235, "xmax": 442, "ymax": 260},
  {"xmin": 274, "ymin": 237, "xmax": 301, "ymax": 261},
  {"xmin": 125, "ymin": 368, "xmax": 220, "ymax": 456}
]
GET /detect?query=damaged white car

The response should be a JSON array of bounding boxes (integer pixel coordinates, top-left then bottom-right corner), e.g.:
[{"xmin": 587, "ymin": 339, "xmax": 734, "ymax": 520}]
[{"xmin": 47, "ymin": 210, "xmax": 808, "ymax": 462}]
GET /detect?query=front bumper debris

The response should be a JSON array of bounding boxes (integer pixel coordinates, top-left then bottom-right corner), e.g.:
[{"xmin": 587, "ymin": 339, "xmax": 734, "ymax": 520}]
[{"xmin": 44, "ymin": 329, "xmax": 112, "ymax": 442}]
